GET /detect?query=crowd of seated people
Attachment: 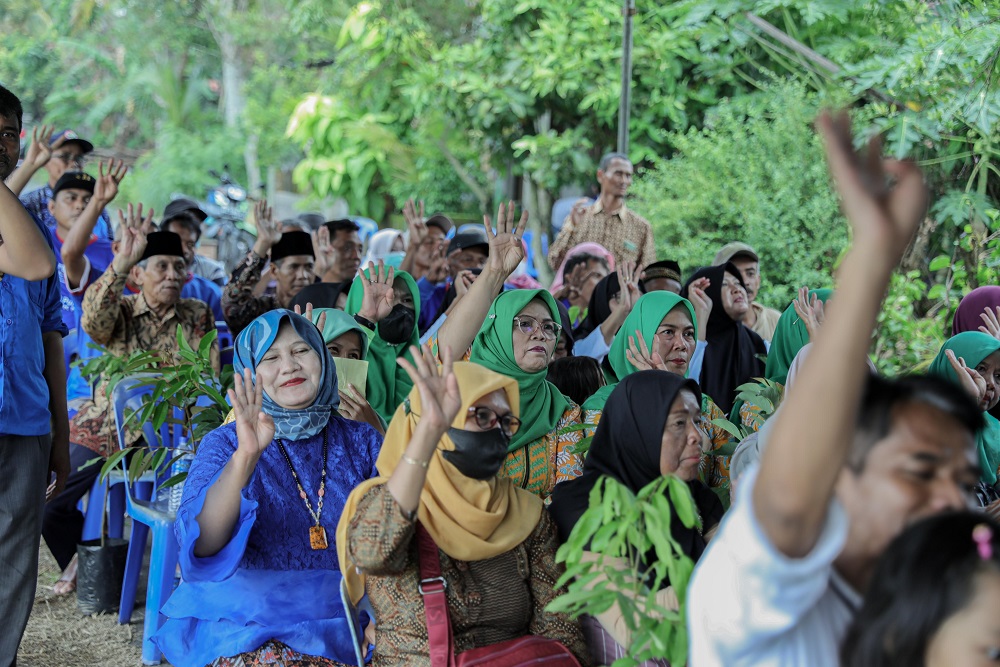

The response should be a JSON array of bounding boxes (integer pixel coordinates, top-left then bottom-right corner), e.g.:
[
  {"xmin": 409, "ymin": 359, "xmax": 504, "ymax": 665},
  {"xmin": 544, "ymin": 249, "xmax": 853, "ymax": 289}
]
[{"xmin": 5, "ymin": 78, "xmax": 1000, "ymax": 667}]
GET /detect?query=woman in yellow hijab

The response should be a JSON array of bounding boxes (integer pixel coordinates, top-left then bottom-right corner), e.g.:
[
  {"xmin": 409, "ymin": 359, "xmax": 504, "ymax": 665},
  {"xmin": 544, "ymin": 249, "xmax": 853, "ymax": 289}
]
[{"xmin": 336, "ymin": 346, "xmax": 589, "ymax": 665}]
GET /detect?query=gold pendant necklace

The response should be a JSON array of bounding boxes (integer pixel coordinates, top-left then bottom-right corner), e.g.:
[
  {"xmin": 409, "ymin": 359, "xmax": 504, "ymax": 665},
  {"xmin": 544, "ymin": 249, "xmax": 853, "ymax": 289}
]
[{"xmin": 275, "ymin": 427, "xmax": 329, "ymax": 550}]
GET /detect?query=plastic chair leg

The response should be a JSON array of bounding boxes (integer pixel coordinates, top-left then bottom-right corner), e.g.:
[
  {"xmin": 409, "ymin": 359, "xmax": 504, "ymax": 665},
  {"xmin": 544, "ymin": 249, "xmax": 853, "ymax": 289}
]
[
  {"xmin": 107, "ymin": 484, "xmax": 125, "ymax": 539},
  {"xmin": 81, "ymin": 478, "xmax": 108, "ymax": 542},
  {"xmin": 140, "ymin": 525, "xmax": 179, "ymax": 665},
  {"xmin": 118, "ymin": 519, "xmax": 150, "ymax": 625}
]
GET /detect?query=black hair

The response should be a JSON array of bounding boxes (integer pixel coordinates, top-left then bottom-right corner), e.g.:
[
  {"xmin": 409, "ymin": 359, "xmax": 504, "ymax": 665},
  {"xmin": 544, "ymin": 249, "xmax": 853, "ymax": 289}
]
[
  {"xmin": 0, "ymin": 85, "xmax": 23, "ymax": 130},
  {"xmin": 563, "ymin": 253, "xmax": 608, "ymax": 279},
  {"xmin": 598, "ymin": 152, "xmax": 631, "ymax": 171},
  {"xmin": 840, "ymin": 511, "xmax": 1000, "ymax": 667},
  {"xmin": 324, "ymin": 219, "xmax": 360, "ymax": 235},
  {"xmin": 161, "ymin": 211, "xmax": 202, "ymax": 242},
  {"xmin": 849, "ymin": 374, "xmax": 984, "ymax": 470},
  {"xmin": 547, "ymin": 356, "xmax": 605, "ymax": 406}
]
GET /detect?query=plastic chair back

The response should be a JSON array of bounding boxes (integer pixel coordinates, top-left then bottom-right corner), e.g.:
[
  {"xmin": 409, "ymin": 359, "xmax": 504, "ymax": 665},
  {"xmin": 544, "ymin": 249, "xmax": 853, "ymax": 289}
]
[{"xmin": 339, "ymin": 578, "xmax": 368, "ymax": 667}]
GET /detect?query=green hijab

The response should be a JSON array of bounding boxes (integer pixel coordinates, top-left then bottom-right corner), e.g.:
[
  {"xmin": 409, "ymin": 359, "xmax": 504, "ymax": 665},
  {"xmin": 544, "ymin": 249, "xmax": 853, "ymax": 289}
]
[
  {"xmin": 345, "ymin": 268, "xmax": 420, "ymax": 422},
  {"xmin": 582, "ymin": 292, "xmax": 698, "ymax": 411},
  {"xmin": 311, "ymin": 308, "xmax": 369, "ymax": 359},
  {"xmin": 765, "ymin": 289, "xmax": 833, "ymax": 386},
  {"xmin": 929, "ymin": 331, "xmax": 1000, "ymax": 485},
  {"xmin": 470, "ymin": 289, "xmax": 572, "ymax": 452}
]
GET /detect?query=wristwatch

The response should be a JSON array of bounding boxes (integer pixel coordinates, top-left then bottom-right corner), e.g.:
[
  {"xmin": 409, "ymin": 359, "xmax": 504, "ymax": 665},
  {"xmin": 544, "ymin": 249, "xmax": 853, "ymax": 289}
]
[{"xmin": 354, "ymin": 314, "xmax": 376, "ymax": 330}]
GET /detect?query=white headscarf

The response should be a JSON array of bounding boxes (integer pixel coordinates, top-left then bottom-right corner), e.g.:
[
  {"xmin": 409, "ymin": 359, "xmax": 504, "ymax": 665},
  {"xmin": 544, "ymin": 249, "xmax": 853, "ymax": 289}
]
[{"xmin": 363, "ymin": 229, "xmax": 406, "ymax": 267}]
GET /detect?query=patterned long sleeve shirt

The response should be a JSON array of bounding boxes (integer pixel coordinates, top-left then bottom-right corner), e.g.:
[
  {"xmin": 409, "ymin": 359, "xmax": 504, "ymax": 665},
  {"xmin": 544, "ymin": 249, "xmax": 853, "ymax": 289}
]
[
  {"xmin": 221, "ymin": 252, "xmax": 280, "ymax": 337},
  {"xmin": 548, "ymin": 200, "xmax": 657, "ymax": 271},
  {"xmin": 346, "ymin": 484, "xmax": 592, "ymax": 666},
  {"xmin": 70, "ymin": 265, "xmax": 217, "ymax": 457}
]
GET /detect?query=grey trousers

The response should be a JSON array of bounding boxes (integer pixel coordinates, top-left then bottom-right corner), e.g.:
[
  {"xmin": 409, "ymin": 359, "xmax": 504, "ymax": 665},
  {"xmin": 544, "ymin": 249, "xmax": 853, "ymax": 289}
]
[{"xmin": 0, "ymin": 434, "xmax": 51, "ymax": 667}]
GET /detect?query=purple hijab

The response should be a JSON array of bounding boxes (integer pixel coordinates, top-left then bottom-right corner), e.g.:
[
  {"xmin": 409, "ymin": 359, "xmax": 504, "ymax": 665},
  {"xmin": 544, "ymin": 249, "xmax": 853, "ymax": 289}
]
[{"xmin": 953, "ymin": 286, "xmax": 1000, "ymax": 335}]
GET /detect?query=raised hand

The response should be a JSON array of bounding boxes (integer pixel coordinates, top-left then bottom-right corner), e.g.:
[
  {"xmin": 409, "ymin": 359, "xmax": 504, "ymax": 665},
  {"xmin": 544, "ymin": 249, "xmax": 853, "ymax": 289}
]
[
  {"xmin": 357, "ymin": 260, "xmax": 396, "ymax": 324},
  {"xmin": 612, "ymin": 260, "xmax": 641, "ymax": 313},
  {"xmin": 252, "ymin": 199, "xmax": 281, "ymax": 255},
  {"xmin": 483, "ymin": 201, "xmax": 526, "ymax": 280},
  {"xmin": 228, "ymin": 368, "xmax": 276, "ymax": 462},
  {"xmin": 403, "ymin": 198, "xmax": 427, "ymax": 246},
  {"xmin": 625, "ymin": 330, "xmax": 667, "ymax": 372},
  {"xmin": 792, "ymin": 287, "xmax": 825, "ymax": 341},
  {"xmin": 454, "ymin": 269, "xmax": 475, "ymax": 299},
  {"xmin": 112, "ymin": 203, "xmax": 155, "ymax": 273},
  {"xmin": 946, "ymin": 349, "xmax": 987, "ymax": 407},
  {"xmin": 339, "ymin": 384, "xmax": 384, "ymax": 435},
  {"xmin": 980, "ymin": 306, "xmax": 1000, "ymax": 340},
  {"xmin": 293, "ymin": 302, "xmax": 327, "ymax": 332},
  {"xmin": 312, "ymin": 224, "xmax": 335, "ymax": 277},
  {"xmin": 686, "ymin": 277, "xmax": 712, "ymax": 341},
  {"xmin": 23, "ymin": 125, "xmax": 59, "ymax": 171},
  {"xmin": 568, "ymin": 198, "xmax": 589, "ymax": 228},
  {"xmin": 397, "ymin": 345, "xmax": 462, "ymax": 441},
  {"xmin": 93, "ymin": 159, "xmax": 127, "ymax": 206},
  {"xmin": 817, "ymin": 111, "xmax": 928, "ymax": 261}
]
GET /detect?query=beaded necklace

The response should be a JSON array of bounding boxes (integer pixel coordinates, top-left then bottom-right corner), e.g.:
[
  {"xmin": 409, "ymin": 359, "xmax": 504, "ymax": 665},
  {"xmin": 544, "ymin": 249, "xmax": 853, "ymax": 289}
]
[{"xmin": 275, "ymin": 426, "xmax": 329, "ymax": 550}]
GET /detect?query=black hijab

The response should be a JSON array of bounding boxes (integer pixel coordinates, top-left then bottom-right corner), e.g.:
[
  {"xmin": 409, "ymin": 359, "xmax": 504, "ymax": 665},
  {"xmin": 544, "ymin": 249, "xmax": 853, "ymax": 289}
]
[
  {"xmin": 573, "ymin": 272, "xmax": 624, "ymax": 340},
  {"xmin": 556, "ymin": 300, "xmax": 575, "ymax": 356},
  {"xmin": 548, "ymin": 371, "xmax": 723, "ymax": 584},
  {"xmin": 681, "ymin": 263, "xmax": 767, "ymax": 414},
  {"xmin": 289, "ymin": 281, "xmax": 351, "ymax": 311}
]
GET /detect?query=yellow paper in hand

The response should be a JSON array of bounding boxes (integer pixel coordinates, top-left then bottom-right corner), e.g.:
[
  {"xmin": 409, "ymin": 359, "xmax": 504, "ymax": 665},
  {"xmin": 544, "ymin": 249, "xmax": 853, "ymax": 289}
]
[{"xmin": 333, "ymin": 357, "xmax": 368, "ymax": 399}]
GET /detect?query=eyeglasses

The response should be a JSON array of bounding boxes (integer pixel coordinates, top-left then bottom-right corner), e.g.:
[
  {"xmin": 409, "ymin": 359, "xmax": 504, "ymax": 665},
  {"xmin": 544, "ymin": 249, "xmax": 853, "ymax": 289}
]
[
  {"xmin": 467, "ymin": 406, "xmax": 521, "ymax": 438},
  {"xmin": 52, "ymin": 153, "xmax": 85, "ymax": 166},
  {"xmin": 404, "ymin": 400, "xmax": 520, "ymax": 439},
  {"xmin": 512, "ymin": 315, "xmax": 562, "ymax": 340}
]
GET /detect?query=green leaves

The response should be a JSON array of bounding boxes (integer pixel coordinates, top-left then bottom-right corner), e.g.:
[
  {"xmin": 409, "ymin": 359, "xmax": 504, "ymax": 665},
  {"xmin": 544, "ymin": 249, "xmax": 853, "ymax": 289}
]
[{"xmin": 548, "ymin": 476, "xmax": 698, "ymax": 665}]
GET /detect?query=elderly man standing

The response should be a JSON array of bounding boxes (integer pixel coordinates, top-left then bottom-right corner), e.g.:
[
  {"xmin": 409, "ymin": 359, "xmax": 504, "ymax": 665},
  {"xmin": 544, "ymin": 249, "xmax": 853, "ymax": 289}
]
[
  {"xmin": 44, "ymin": 221, "xmax": 216, "ymax": 595},
  {"xmin": 549, "ymin": 152, "xmax": 656, "ymax": 270},
  {"xmin": 222, "ymin": 200, "xmax": 316, "ymax": 336},
  {"xmin": 713, "ymin": 241, "xmax": 781, "ymax": 343},
  {"xmin": 0, "ymin": 84, "xmax": 67, "ymax": 667}
]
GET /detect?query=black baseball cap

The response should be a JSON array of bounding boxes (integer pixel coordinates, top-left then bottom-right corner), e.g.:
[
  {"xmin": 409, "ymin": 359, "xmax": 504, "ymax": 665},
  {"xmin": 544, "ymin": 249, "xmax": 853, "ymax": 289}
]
[
  {"xmin": 162, "ymin": 197, "xmax": 208, "ymax": 223},
  {"xmin": 52, "ymin": 171, "xmax": 95, "ymax": 197},
  {"xmin": 448, "ymin": 227, "xmax": 489, "ymax": 255},
  {"xmin": 50, "ymin": 129, "xmax": 94, "ymax": 154}
]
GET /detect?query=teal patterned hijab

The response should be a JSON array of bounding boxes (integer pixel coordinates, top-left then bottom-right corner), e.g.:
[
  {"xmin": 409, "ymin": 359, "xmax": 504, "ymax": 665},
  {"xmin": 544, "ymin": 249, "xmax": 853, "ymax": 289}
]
[{"xmin": 233, "ymin": 309, "xmax": 339, "ymax": 440}]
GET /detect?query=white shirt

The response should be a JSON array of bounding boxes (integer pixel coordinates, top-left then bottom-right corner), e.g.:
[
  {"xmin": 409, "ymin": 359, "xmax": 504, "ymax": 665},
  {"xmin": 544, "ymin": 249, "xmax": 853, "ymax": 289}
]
[{"xmin": 687, "ymin": 466, "xmax": 861, "ymax": 667}]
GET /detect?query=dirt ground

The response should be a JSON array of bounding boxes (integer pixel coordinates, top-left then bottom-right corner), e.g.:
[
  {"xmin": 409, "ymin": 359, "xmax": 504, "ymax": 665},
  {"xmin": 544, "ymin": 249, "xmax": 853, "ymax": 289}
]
[{"xmin": 19, "ymin": 540, "xmax": 151, "ymax": 667}]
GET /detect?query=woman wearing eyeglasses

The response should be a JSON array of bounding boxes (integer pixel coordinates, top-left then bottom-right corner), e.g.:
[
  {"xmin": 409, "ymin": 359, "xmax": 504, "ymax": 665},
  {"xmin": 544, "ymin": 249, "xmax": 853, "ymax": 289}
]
[
  {"xmin": 426, "ymin": 204, "xmax": 601, "ymax": 502},
  {"xmin": 336, "ymin": 347, "xmax": 590, "ymax": 665}
]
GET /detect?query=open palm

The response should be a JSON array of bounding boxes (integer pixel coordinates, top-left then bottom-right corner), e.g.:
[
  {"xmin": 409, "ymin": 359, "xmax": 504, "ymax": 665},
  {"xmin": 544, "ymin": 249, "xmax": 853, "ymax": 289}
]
[
  {"xmin": 484, "ymin": 201, "xmax": 527, "ymax": 279},
  {"xmin": 229, "ymin": 368, "xmax": 276, "ymax": 459}
]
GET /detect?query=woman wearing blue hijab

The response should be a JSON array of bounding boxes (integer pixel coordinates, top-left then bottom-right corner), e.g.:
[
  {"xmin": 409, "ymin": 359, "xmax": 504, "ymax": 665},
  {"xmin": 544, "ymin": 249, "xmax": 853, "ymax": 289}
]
[{"xmin": 155, "ymin": 310, "xmax": 382, "ymax": 666}]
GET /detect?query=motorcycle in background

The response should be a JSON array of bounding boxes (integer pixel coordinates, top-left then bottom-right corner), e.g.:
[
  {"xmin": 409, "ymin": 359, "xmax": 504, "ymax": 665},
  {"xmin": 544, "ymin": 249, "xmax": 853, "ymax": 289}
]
[{"xmin": 200, "ymin": 166, "xmax": 257, "ymax": 273}]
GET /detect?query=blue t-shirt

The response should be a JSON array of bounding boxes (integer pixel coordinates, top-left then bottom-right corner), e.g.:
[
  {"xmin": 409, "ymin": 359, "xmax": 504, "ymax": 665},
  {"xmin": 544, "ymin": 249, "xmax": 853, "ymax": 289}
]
[
  {"xmin": 0, "ymin": 214, "xmax": 68, "ymax": 436},
  {"xmin": 417, "ymin": 276, "xmax": 449, "ymax": 334},
  {"xmin": 21, "ymin": 184, "xmax": 113, "ymax": 243},
  {"xmin": 51, "ymin": 234, "xmax": 115, "ymax": 403}
]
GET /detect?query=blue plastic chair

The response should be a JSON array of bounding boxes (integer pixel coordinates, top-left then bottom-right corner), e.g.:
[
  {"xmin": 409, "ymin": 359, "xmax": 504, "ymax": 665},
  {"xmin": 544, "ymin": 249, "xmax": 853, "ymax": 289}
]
[
  {"xmin": 339, "ymin": 578, "xmax": 369, "ymax": 667},
  {"xmin": 79, "ymin": 474, "xmax": 125, "ymax": 542},
  {"xmin": 215, "ymin": 320, "xmax": 234, "ymax": 368},
  {"xmin": 112, "ymin": 374, "xmax": 189, "ymax": 665}
]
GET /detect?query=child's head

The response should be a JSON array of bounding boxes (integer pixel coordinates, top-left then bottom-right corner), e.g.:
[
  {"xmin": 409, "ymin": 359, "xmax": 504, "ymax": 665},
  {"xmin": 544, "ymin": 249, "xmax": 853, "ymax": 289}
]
[
  {"xmin": 841, "ymin": 511, "xmax": 1000, "ymax": 667},
  {"xmin": 546, "ymin": 356, "xmax": 605, "ymax": 406}
]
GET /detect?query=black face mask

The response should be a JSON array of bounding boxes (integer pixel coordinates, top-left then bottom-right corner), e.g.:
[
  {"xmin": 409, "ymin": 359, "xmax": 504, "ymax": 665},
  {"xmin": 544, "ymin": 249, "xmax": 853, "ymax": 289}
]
[
  {"xmin": 379, "ymin": 304, "xmax": 415, "ymax": 344},
  {"xmin": 442, "ymin": 427, "xmax": 509, "ymax": 480}
]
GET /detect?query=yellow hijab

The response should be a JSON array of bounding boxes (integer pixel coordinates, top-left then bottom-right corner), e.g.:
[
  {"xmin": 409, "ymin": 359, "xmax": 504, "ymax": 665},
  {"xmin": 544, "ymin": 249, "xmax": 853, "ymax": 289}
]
[{"xmin": 336, "ymin": 362, "xmax": 543, "ymax": 603}]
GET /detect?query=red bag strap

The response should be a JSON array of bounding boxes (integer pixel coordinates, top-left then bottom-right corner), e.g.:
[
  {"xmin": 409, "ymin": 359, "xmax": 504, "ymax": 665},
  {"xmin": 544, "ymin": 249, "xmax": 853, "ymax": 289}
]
[{"xmin": 416, "ymin": 523, "xmax": 456, "ymax": 667}]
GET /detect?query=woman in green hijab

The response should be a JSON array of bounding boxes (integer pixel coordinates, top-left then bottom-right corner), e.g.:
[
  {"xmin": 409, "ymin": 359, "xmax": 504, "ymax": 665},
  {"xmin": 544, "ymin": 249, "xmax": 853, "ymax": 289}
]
[
  {"xmin": 581, "ymin": 291, "xmax": 738, "ymax": 503},
  {"xmin": 344, "ymin": 261, "xmax": 421, "ymax": 423},
  {"xmin": 929, "ymin": 331, "xmax": 1000, "ymax": 488},
  {"xmin": 466, "ymin": 289, "xmax": 599, "ymax": 501}
]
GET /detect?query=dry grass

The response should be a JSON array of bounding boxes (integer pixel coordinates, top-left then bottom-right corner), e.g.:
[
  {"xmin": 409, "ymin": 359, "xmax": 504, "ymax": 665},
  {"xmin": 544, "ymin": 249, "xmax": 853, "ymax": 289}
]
[{"xmin": 19, "ymin": 539, "xmax": 152, "ymax": 666}]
